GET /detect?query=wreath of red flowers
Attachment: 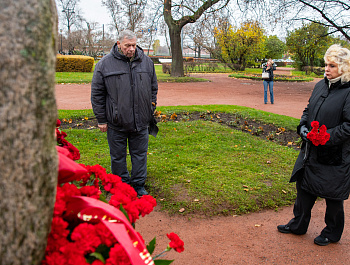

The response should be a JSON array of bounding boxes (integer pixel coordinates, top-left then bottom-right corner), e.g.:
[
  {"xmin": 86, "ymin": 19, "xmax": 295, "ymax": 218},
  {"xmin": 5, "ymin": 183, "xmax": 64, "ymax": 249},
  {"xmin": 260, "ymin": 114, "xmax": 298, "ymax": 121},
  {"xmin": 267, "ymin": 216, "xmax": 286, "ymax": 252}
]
[{"xmin": 43, "ymin": 120, "xmax": 184, "ymax": 265}]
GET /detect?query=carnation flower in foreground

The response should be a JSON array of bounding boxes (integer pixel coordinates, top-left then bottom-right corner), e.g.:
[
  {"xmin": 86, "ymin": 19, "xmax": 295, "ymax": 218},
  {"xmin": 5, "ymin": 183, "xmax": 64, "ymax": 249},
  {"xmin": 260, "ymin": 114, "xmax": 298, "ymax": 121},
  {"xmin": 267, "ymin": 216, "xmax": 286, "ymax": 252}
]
[{"xmin": 167, "ymin": 232, "xmax": 185, "ymax": 253}]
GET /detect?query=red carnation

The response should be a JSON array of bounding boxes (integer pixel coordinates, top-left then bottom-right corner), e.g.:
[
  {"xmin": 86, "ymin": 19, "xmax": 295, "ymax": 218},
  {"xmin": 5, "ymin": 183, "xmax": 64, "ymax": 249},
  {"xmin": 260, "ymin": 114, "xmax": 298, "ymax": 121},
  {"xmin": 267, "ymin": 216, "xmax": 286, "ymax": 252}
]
[
  {"xmin": 167, "ymin": 232, "xmax": 185, "ymax": 253},
  {"xmin": 42, "ymin": 252, "xmax": 66, "ymax": 265},
  {"xmin": 124, "ymin": 201, "xmax": 141, "ymax": 223},
  {"xmin": 70, "ymin": 223, "xmax": 102, "ymax": 254},
  {"xmin": 109, "ymin": 193, "xmax": 133, "ymax": 207},
  {"xmin": 79, "ymin": 186, "xmax": 101, "ymax": 199},
  {"xmin": 91, "ymin": 261, "xmax": 105, "ymax": 265},
  {"xmin": 95, "ymin": 222, "xmax": 117, "ymax": 247},
  {"xmin": 136, "ymin": 196, "xmax": 157, "ymax": 217},
  {"xmin": 53, "ymin": 188, "xmax": 66, "ymax": 216},
  {"xmin": 105, "ymin": 244, "xmax": 132, "ymax": 265},
  {"xmin": 45, "ymin": 217, "xmax": 69, "ymax": 254},
  {"xmin": 60, "ymin": 183, "xmax": 81, "ymax": 198},
  {"xmin": 310, "ymin": 120, "xmax": 319, "ymax": 129}
]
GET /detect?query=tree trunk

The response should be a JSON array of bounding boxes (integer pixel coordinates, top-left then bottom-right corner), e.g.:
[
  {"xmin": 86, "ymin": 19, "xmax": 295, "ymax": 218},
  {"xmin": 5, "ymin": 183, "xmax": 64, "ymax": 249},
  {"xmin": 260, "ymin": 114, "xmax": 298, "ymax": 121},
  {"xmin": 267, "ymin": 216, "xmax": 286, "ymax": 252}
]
[
  {"xmin": 168, "ymin": 25, "xmax": 184, "ymax": 77},
  {"xmin": 0, "ymin": 1, "xmax": 58, "ymax": 264},
  {"xmin": 163, "ymin": 0, "xmax": 229, "ymax": 77}
]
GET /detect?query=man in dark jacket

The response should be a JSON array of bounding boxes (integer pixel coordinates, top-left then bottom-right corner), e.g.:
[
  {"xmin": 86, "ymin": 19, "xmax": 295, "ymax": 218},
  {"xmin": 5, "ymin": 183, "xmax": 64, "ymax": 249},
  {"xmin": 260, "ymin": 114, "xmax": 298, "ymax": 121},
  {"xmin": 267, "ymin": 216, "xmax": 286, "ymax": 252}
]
[{"xmin": 91, "ymin": 30, "xmax": 158, "ymax": 196}]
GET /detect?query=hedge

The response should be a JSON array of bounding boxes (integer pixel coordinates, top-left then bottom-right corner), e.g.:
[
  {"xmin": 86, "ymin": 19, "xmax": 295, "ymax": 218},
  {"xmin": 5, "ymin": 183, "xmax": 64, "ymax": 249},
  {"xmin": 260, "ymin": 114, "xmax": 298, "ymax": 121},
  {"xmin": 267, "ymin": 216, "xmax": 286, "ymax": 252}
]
[{"xmin": 56, "ymin": 55, "xmax": 94, "ymax": 72}]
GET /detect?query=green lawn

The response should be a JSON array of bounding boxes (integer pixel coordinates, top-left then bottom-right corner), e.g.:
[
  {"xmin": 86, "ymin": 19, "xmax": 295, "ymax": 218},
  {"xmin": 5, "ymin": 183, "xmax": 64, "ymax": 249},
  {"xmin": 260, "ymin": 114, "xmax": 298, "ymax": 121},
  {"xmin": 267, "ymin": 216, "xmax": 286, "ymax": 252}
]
[
  {"xmin": 58, "ymin": 105, "xmax": 300, "ymax": 216},
  {"xmin": 56, "ymin": 63, "xmax": 321, "ymax": 84},
  {"xmin": 56, "ymin": 64, "xmax": 209, "ymax": 84}
]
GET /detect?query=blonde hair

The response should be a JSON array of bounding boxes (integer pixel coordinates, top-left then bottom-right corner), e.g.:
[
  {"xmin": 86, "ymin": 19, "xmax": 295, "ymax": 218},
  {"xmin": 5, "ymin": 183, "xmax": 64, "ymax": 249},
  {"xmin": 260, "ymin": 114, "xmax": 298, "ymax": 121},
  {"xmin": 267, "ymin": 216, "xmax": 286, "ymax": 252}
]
[{"xmin": 324, "ymin": 44, "xmax": 350, "ymax": 82}]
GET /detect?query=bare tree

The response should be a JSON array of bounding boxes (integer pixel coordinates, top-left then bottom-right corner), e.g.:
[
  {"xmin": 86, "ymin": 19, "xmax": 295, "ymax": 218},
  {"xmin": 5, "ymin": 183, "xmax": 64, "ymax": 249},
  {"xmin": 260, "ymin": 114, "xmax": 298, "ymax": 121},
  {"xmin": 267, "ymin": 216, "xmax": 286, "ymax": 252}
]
[
  {"xmin": 102, "ymin": 0, "xmax": 148, "ymax": 34},
  {"xmin": 81, "ymin": 22, "xmax": 115, "ymax": 58},
  {"xmin": 282, "ymin": 0, "xmax": 350, "ymax": 41},
  {"xmin": 163, "ymin": 0, "xmax": 231, "ymax": 77},
  {"xmin": 0, "ymin": 0, "xmax": 58, "ymax": 264},
  {"xmin": 242, "ymin": 0, "xmax": 350, "ymax": 41},
  {"xmin": 58, "ymin": 0, "xmax": 82, "ymax": 53},
  {"xmin": 186, "ymin": 9, "xmax": 231, "ymax": 58}
]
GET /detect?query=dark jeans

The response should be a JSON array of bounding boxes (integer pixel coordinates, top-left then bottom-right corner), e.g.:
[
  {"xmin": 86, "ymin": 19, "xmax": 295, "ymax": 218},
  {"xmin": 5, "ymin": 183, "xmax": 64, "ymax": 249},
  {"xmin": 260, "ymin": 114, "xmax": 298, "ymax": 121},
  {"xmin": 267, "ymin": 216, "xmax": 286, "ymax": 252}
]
[
  {"xmin": 107, "ymin": 127, "xmax": 149, "ymax": 186},
  {"xmin": 287, "ymin": 181, "xmax": 344, "ymax": 242}
]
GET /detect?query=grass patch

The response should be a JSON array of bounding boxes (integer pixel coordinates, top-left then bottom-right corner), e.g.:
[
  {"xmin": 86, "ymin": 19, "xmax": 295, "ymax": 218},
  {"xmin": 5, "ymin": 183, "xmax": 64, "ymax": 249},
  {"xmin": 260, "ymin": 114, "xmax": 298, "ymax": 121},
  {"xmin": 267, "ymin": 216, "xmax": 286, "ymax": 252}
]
[
  {"xmin": 55, "ymin": 64, "xmax": 209, "ymax": 84},
  {"xmin": 58, "ymin": 105, "xmax": 299, "ymax": 216},
  {"xmin": 56, "ymin": 72, "xmax": 95, "ymax": 84}
]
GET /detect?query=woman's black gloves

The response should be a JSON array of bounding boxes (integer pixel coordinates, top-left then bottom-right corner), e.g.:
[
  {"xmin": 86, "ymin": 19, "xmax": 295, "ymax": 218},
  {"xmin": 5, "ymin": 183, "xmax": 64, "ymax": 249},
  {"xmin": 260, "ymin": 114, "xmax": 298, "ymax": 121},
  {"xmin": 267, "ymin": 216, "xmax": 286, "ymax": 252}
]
[{"xmin": 300, "ymin": 125, "xmax": 309, "ymax": 141}]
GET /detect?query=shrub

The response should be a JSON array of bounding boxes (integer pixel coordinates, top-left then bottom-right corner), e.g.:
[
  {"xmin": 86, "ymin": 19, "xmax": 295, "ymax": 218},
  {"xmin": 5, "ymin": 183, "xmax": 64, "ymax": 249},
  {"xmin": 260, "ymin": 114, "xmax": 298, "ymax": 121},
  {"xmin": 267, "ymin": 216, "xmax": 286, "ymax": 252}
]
[
  {"xmin": 302, "ymin": 66, "xmax": 324, "ymax": 76},
  {"xmin": 183, "ymin": 57, "xmax": 194, "ymax": 62},
  {"xmin": 56, "ymin": 55, "xmax": 94, "ymax": 72},
  {"xmin": 162, "ymin": 63, "xmax": 171, "ymax": 74}
]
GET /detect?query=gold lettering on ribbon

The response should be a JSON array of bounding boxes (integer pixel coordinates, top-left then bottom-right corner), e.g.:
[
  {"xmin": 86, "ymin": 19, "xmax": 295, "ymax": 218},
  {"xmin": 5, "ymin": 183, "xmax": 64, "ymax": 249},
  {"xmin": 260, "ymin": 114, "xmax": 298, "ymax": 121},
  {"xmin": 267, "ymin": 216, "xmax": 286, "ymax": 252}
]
[
  {"xmin": 77, "ymin": 212, "xmax": 122, "ymax": 223},
  {"xmin": 139, "ymin": 249, "xmax": 154, "ymax": 265}
]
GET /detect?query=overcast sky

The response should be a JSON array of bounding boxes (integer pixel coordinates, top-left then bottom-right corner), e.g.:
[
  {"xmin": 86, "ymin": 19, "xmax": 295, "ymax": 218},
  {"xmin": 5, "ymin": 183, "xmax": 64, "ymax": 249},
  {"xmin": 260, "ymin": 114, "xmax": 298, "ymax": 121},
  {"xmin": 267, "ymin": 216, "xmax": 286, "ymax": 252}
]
[{"xmin": 78, "ymin": 0, "xmax": 111, "ymax": 27}]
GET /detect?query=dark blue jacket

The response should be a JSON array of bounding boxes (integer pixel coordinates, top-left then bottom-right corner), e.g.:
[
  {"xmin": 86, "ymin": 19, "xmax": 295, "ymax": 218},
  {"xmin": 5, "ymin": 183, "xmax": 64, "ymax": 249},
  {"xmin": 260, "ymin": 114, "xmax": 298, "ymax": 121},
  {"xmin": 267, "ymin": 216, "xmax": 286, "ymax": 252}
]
[{"xmin": 91, "ymin": 44, "xmax": 158, "ymax": 132}]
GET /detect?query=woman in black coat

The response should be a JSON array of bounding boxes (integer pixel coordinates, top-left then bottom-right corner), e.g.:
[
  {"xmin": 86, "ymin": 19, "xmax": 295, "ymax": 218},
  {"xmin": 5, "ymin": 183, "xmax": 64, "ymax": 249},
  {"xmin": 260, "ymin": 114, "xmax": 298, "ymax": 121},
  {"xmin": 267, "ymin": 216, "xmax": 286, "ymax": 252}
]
[{"xmin": 277, "ymin": 44, "xmax": 350, "ymax": 246}]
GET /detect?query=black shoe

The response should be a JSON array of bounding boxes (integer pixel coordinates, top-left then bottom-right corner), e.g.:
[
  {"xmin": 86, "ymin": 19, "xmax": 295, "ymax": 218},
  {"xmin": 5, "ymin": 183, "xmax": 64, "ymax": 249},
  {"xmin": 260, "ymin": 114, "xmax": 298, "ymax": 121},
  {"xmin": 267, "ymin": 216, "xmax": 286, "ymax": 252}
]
[
  {"xmin": 133, "ymin": 185, "xmax": 148, "ymax": 197},
  {"xmin": 314, "ymin": 235, "xmax": 334, "ymax": 246},
  {"xmin": 277, "ymin": 224, "xmax": 292, "ymax": 234}
]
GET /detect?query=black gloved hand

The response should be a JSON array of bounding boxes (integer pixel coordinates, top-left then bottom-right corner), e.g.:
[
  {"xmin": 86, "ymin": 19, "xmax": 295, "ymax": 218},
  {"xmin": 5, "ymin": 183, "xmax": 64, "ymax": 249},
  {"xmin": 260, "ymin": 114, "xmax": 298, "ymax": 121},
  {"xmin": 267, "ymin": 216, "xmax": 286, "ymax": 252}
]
[{"xmin": 299, "ymin": 125, "xmax": 309, "ymax": 141}]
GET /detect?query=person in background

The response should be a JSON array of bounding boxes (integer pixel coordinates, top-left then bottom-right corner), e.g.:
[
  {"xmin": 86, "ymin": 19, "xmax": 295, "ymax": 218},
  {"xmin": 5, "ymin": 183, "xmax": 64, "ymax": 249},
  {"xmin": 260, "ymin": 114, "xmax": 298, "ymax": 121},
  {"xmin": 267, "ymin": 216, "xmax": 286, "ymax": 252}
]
[
  {"xmin": 277, "ymin": 44, "xmax": 350, "ymax": 246},
  {"xmin": 91, "ymin": 29, "xmax": 158, "ymax": 197},
  {"xmin": 262, "ymin": 59, "xmax": 276, "ymax": 104}
]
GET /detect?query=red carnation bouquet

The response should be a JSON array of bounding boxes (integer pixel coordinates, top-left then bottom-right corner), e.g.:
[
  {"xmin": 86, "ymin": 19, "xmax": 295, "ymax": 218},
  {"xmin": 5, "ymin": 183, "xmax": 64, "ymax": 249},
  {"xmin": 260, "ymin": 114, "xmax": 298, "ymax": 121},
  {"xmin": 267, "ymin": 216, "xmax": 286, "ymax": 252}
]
[{"xmin": 307, "ymin": 121, "xmax": 330, "ymax": 146}]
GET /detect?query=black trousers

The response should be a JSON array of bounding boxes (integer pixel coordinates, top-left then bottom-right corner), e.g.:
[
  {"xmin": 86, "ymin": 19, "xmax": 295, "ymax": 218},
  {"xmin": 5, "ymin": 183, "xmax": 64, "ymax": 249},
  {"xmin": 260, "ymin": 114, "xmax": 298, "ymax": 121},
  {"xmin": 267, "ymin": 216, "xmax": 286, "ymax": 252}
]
[
  {"xmin": 287, "ymin": 181, "xmax": 344, "ymax": 242},
  {"xmin": 107, "ymin": 127, "xmax": 149, "ymax": 186}
]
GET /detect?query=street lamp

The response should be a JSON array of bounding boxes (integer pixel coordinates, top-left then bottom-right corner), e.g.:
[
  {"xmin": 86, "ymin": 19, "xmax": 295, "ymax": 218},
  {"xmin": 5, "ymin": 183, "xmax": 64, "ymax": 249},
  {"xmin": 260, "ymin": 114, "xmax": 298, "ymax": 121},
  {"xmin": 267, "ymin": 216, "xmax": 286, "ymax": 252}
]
[
  {"xmin": 62, "ymin": 8, "xmax": 75, "ymax": 54},
  {"xmin": 60, "ymin": 29, "xmax": 63, "ymax": 54}
]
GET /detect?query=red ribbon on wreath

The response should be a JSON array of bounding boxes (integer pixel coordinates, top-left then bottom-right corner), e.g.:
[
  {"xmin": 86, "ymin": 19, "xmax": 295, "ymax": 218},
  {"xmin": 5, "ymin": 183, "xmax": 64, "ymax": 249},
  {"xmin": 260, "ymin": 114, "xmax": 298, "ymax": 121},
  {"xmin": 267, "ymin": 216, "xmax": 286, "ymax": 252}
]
[
  {"xmin": 307, "ymin": 121, "xmax": 330, "ymax": 146},
  {"xmin": 65, "ymin": 196, "xmax": 153, "ymax": 265}
]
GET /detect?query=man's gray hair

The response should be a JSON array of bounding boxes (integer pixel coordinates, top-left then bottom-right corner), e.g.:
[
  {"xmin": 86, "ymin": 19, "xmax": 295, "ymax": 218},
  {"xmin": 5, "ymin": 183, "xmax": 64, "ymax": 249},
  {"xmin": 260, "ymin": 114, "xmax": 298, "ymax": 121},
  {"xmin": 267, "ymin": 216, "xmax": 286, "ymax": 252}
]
[{"xmin": 118, "ymin": 30, "xmax": 137, "ymax": 42}]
